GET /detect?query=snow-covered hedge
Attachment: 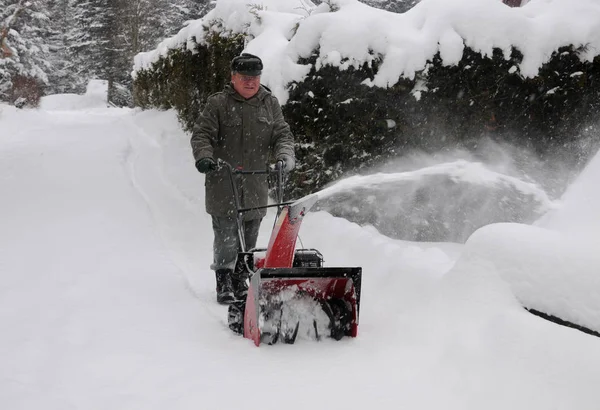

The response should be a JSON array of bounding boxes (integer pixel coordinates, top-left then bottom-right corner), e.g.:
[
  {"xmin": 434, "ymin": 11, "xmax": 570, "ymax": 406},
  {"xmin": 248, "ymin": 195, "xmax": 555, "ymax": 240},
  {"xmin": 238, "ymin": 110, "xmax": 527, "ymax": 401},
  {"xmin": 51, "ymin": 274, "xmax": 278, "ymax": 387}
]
[
  {"xmin": 132, "ymin": 0, "xmax": 600, "ymax": 198},
  {"xmin": 133, "ymin": 31, "xmax": 244, "ymax": 127}
]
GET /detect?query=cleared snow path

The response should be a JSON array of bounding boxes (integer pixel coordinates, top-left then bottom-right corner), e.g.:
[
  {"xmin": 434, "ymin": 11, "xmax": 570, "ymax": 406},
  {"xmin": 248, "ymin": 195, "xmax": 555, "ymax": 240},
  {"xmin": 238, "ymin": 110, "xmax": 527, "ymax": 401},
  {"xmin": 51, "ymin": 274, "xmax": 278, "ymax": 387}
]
[
  {"xmin": 2, "ymin": 103, "xmax": 600, "ymax": 410},
  {"xmin": 0, "ymin": 108, "xmax": 241, "ymax": 409}
]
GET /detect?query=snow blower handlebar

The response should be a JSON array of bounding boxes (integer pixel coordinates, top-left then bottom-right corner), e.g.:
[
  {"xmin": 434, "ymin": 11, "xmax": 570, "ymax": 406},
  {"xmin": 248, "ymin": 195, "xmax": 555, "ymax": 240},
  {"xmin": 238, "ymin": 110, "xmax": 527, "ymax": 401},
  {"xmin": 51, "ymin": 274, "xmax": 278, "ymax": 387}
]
[
  {"xmin": 216, "ymin": 158, "xmax": 290, "ymax": 209},
  {"xmin": 217, "ymin": 159, "xmax": 292, "ymax": 253}
]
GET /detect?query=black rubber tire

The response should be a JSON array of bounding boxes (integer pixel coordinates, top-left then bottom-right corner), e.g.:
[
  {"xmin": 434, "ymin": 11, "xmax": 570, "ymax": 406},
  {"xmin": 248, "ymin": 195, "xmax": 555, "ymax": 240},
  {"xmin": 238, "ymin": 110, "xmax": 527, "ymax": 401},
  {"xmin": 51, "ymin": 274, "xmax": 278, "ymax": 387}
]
[{"xmin": 228, "ymin": 300, "xmax": 246, "ymax": 335}]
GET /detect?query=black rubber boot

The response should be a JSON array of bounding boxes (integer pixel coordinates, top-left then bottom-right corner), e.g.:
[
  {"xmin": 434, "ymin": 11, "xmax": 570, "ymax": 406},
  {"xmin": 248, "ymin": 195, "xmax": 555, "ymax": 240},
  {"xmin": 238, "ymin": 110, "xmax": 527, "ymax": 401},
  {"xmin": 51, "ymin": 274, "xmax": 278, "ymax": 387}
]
[{"xmin": 215, "ymin": 269, "xmax": 235, "ymax": 305}]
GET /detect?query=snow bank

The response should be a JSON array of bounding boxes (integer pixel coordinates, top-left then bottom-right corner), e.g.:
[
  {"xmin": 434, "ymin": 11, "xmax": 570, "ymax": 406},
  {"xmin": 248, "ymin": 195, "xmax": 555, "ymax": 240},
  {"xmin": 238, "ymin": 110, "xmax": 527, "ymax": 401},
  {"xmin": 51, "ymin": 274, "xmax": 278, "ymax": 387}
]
[
  {"xmin": 40, "ymin": 80, "xmax": 108, "ymax": 110},
  {"xmin": 452, "ymin": 148, "xmax": 600, "ymax": 333},
  {"xmin": 133, "ymin": 0, "xmax": 600, "ymax": 102},
  {"xmin": 0, "ymin": 102, "xmax": 17, "ymax": 117},
  {"xmin": 538, "ymin": 147, "xmax": 600, "ymax": 239},
  {"xmin": 456, "ymin": 223, "xmax": 600, "ymax": 333}
]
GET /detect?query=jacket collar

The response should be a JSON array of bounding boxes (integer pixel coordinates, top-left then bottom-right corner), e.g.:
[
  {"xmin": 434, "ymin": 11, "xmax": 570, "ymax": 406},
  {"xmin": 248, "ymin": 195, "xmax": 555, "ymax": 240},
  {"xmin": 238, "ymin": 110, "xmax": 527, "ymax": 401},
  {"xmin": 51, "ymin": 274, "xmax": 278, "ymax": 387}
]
[{"xmin": 225, "ymin": 84, "xmax": 270, "ymax": 105}]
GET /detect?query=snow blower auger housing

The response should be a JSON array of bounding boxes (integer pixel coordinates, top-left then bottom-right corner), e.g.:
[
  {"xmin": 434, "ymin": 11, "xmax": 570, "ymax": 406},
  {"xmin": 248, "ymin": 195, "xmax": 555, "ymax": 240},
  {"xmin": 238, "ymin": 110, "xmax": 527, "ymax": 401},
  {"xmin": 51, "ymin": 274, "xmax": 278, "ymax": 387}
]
[{"xmin": 219, "ymin": 160, "xmax": 362, "ymax": 346}]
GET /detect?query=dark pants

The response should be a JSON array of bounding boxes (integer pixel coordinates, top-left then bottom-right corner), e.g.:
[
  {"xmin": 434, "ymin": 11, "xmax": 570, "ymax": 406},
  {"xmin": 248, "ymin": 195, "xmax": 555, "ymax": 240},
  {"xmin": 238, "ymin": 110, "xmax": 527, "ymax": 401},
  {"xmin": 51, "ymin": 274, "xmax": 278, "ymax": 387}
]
[{"xmin": 211, "ymin": 216, "xmax": 262, "ymax": 272}]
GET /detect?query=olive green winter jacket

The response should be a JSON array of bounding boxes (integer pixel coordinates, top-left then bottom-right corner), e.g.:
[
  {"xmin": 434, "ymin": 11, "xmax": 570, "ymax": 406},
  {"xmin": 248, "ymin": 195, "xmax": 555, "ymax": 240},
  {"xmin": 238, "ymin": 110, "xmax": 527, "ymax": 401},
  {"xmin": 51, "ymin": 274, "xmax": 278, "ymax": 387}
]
[{"xmin": 191, "ymin": 84, "xmax": 295, "ymax": 220}]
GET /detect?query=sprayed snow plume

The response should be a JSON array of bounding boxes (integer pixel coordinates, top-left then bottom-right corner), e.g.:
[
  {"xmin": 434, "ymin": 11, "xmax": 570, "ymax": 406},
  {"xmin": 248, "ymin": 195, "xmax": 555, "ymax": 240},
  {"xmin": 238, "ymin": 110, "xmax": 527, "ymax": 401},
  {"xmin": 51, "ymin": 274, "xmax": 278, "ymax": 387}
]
[{"xmin": 312, "ymin": 160, "xmax": 557, "ymax": 242}]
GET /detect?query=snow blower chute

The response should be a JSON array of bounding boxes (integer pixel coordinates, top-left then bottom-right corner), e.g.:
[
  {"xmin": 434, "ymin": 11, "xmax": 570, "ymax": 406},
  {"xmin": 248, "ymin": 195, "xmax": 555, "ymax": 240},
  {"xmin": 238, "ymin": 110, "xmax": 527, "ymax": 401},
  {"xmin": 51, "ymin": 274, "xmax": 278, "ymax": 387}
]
[{"xmin": 219, "ymin": 160, "xmax": 362, "ymax": 346}]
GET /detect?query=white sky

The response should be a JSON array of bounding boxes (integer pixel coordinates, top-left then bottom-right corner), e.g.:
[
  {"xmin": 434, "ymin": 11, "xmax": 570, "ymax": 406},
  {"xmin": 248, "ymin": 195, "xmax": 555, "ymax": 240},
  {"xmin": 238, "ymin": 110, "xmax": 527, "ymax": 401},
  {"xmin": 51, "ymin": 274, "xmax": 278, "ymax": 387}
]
[
  {"xmin": 133, "ymin": 0, "xmax": 600, "ymax": 103},
  {"xmin": 1, "ymin": 86, "xmax": 600, "ymax": 409}
]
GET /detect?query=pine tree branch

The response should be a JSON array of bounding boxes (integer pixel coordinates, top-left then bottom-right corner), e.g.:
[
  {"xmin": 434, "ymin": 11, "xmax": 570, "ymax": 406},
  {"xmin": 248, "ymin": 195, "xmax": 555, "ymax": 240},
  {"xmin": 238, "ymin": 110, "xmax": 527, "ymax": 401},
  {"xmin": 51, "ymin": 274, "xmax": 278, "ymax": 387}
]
[{"xmin": 1, "ymin": 0, "xmax": 29, "ymax": 58}]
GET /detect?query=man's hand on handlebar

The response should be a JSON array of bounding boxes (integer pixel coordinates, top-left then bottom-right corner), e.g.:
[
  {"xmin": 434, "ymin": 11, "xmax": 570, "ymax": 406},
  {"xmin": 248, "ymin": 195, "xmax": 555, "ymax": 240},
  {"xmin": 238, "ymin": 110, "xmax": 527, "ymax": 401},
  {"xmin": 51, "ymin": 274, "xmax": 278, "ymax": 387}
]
[
  {"xmin": 276, "ymin": 154, "xmax": 295, "ymax": 173},
  {"xmin": 195, "ymin": 157, "xmax": 217, "ymax": 174}
]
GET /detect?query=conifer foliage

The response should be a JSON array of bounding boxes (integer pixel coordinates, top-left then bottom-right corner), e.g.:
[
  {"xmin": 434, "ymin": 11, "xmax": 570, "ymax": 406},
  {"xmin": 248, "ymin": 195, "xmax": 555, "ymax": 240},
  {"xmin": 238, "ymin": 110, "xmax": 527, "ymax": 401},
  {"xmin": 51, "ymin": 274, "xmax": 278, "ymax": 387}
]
[
  {"xmin": 0, "ymin": 0, "xmax": 212, "ymax": 106},
  {"xmin": 1, "ymin": 0, "xmax": 52, "ymax": 105}
]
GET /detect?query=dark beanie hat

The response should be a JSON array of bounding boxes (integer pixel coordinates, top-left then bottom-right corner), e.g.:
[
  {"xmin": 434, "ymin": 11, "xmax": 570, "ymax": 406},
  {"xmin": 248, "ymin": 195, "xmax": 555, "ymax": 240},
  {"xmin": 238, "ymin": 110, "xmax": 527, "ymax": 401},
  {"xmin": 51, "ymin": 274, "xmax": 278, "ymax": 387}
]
[{"xmin": 231, "ymin": 53, "xmax": 263, "ymax": 76}]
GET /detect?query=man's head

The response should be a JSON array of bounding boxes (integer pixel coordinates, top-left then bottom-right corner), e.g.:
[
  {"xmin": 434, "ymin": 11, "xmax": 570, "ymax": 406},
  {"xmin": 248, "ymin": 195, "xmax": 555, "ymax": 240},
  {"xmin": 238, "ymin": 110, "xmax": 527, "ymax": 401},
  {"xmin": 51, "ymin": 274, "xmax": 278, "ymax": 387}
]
[{"xmin": 231, "ymin": 53, "xmax": 263, "ymax": 99}]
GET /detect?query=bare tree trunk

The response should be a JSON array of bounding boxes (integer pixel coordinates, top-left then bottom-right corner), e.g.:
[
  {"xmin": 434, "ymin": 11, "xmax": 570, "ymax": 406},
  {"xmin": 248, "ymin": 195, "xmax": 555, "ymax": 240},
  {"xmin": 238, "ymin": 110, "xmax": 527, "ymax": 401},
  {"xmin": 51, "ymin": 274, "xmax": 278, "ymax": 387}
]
[
  {"xmin": 132, "ymin": 0, "xmax": 140, "ymax": 55},
  {"xmin": 107, "ymin": 77, "xmax": 114, "ymax": 106}
]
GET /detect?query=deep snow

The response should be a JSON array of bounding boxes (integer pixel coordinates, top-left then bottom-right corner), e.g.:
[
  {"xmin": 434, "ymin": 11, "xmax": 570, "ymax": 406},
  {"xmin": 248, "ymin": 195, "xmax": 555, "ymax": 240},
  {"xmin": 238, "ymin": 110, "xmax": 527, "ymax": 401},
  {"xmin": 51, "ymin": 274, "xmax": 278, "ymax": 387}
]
[{"xmin": 2, "ymin": 92, "xmax": 600, "ymax": 409}]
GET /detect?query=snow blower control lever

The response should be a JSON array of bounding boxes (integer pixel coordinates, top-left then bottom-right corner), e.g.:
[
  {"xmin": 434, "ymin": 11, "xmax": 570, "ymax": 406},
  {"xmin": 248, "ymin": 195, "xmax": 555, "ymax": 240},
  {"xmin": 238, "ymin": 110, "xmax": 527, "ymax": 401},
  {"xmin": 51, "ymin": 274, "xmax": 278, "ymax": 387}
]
[
  {"xmin": 219, "ymin": 159, "xmax": 363, "ymax": 346},
  {"xmin": 218, "ymin": 158, "xmax": 289, "ymax": 212}
]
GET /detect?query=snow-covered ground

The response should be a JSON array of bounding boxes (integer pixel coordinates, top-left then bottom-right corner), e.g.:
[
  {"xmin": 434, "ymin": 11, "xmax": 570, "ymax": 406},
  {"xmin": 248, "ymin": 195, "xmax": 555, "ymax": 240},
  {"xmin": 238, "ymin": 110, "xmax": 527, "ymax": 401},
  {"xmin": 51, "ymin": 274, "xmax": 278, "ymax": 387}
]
[{"xmin": 2, "ymin": 92, "xmax": 600, "ymax": 409}]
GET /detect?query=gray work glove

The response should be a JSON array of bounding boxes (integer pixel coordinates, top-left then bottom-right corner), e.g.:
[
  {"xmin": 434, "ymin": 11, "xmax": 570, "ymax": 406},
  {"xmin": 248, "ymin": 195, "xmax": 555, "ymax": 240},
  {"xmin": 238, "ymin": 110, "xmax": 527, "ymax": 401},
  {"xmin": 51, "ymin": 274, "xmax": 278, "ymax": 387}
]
[{"xmin": 195, "ymin": 157, "xmax": 217, "ymax": 174}]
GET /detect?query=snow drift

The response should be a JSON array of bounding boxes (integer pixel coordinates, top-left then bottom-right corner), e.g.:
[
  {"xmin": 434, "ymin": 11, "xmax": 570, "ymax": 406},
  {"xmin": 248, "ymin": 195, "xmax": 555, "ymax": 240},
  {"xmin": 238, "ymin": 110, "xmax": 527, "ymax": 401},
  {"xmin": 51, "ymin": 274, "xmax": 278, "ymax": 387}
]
[
  {"xmin": 39, "ymin": 80, "xmax": 109, "ymax": 110},
  {"xmin": 450, "ymin": 147, "xmax": 600, "ymax": 334}
]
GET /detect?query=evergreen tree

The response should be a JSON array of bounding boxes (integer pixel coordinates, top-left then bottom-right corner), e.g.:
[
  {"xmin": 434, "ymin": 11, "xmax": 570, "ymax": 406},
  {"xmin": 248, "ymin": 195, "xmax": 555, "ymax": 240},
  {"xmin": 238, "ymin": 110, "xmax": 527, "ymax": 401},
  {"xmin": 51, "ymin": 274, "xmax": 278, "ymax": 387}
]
[
  {"xmin": 67, "ymin": 0, "xmax": 128, "ymax": 104},
  {"xmin": 46, "ymin": 0, "xmax": 72, "ymax": 94},
  {"xmin": 100, "ymin": 0, "xmax": 129, "ymax": 105},
  {"xmin": 1, "ymin": 0, "xmax": 214, "ymax": 102},
  {"xmin": 109, "ymin": 0, "xmax": 213, "ymax": 105},
  {"xmin": 67, "ymin": 0, "xmax": 113, "ymax": 93},
  {"xmin": 172, "ymin": 0, "xmax": 214, "ymax": 31},
  {"xmin": 1, "ymin": 0, "xmax": 52, "ymax": 104}
]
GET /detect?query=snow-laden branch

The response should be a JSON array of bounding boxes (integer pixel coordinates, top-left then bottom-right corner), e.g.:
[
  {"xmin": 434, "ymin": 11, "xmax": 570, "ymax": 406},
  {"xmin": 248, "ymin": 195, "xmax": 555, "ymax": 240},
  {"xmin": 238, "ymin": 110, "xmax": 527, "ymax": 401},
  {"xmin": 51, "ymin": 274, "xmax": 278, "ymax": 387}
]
[{"xmin": 1, "ymin": 0, "xmax": 29, "ymax": 58}]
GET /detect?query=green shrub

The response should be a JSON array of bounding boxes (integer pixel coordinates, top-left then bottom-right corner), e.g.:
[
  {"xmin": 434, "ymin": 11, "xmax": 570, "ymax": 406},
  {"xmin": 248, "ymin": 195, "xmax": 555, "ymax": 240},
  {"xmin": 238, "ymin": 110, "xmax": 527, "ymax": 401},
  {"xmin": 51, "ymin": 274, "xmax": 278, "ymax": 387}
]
[
  {"xmin": 284, "ymin": 47, "xmax": 600, "ymax": 198},
  {"xmin": 133, "ymin": 31, "xmax": 244, "ymax": 131}
]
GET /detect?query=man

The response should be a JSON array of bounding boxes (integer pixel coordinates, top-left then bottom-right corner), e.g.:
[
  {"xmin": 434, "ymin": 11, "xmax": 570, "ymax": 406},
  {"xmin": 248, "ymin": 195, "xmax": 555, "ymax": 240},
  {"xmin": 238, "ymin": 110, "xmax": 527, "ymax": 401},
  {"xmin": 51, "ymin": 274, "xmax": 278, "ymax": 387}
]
[{"xmin": 191, "ymin": 53, "xmax": 295, "ymax": 304}]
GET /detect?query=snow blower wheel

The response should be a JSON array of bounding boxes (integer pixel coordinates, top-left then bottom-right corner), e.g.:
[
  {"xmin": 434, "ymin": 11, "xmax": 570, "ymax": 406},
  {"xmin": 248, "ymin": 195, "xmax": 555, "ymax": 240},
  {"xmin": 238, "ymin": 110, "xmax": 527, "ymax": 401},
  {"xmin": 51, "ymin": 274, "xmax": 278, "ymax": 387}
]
[{"xmin": 228, "ymin": 301, "xmax": 245, "ymax": 335}]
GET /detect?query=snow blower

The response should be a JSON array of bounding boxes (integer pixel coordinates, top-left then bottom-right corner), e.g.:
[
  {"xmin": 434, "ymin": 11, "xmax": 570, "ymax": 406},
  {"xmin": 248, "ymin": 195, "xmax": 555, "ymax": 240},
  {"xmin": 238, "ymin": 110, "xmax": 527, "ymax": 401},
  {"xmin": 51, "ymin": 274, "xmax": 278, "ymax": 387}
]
[{"xmin": 218, "ymin": 160, "xmax": 362, "ymax": 346}]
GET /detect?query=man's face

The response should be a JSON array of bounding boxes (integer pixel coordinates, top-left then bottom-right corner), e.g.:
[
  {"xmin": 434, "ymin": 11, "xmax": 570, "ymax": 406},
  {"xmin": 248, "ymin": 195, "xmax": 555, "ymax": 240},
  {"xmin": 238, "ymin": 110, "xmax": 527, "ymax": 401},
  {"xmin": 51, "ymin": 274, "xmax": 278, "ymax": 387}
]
[{"xmin": 231, "ymin": 72, "xmax": 261, "ymax": 99}]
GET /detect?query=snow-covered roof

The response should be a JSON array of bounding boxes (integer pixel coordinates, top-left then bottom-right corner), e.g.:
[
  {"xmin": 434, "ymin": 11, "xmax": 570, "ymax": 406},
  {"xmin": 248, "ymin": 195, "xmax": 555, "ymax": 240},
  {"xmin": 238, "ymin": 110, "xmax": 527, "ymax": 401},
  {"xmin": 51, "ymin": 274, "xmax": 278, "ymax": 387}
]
[{"xmin": 133, "ymin": 0, "xmax": 600, "ymax": 103}]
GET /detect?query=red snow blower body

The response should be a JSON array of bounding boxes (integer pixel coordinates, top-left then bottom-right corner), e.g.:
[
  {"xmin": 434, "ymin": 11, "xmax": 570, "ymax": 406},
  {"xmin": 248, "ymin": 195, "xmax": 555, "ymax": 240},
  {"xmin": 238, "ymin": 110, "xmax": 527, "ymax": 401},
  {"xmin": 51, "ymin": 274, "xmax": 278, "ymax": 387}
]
[{"xmin": 220, "ymin": 160, "xmax": 362, "ymax": 346}]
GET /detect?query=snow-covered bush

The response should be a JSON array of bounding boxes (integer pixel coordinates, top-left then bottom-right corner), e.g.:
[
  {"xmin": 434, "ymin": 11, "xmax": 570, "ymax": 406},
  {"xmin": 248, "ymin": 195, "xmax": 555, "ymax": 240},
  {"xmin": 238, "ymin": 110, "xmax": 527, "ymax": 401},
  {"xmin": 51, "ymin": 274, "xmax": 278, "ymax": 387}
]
[
  {"xmin": 283, "ymin": 46, "xmax": 600, "ymax": 199},
  {"xmin": 8, "ymin": 75, "xmax": 42, "ymax": 107},
  {"xmin": 0, "ymin": 1, "xmax": 51, "ymax": 107},
  {"xmin": 133, "ymin": 31, "xmax": 244, "ymax": 128}
]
